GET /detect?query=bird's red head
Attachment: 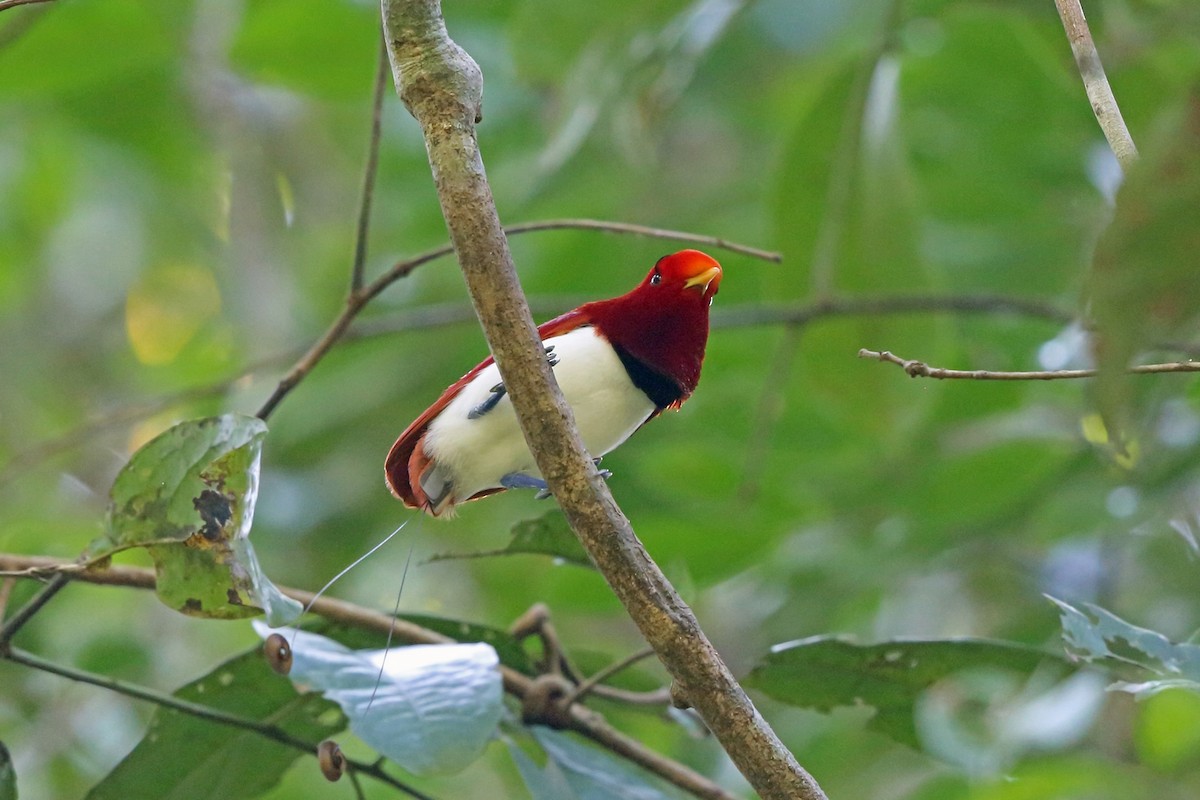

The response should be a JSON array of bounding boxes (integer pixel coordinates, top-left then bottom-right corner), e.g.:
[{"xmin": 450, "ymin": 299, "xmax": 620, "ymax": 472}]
[
  {"xmin": 639, "ymin": 249, "xmax": 723, "ymax": 303},
  {"xmin": 581, "ymin": 249, "xmax": 723, "ymax": 406}
]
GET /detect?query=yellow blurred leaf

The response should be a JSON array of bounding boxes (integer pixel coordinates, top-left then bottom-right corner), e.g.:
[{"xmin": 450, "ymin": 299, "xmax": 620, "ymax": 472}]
[{"xmin": 125, "ymin": 263, "xmax": 221, "ymax": 365}]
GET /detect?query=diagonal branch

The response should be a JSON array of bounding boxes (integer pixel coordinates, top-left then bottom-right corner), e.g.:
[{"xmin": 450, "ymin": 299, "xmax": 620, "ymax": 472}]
[
  {"xmin": 859, "ymin": 348, "xmax": 1200, "ymax": 379},
  {"xmin": 381, "ymin": 2, "xmax": 826, "ymax": 799},
  {"xmin": 1054, "ymin": 0, "xmax": 1138, "ymax": 170}
]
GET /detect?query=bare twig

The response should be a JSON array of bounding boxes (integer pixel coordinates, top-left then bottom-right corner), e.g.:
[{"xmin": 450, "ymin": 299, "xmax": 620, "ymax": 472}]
[
  {"xmin": 381, "ymin": 2, "xmax": 825, "ymax": 798},
  {"xmin": 0, "ymin": 578, "xmax": 15, "ymax": 621},
  {"xmin": 563, "ymin": 647, "xmax": 657, "ymax": 709},
  {"xmin": 497, "ymin": 219, "xmax": 781, "ymax": 262},
  {"xmin": 253, "ymin": 219, "xmax": 779, "ymax": 421},
  {"xmin": 0, "ymin": 553, "xmax": 737, "ymax": 800},
  {"xmin": 859, "ymin": 348, "xmax": 1200, "ymax": 380},
  {"xmin": 0, "ymin": 0, "xmax": 54, "ymax": 11},
  {"xmin": 0, "ymin": 573, "xmax": 68, "ymax": 652},
  {"xmin": 717, "ymin": 293, "xmax": 1073, "ymax": 328},
  {"xmin": 2, "ymin": 290, "xmax": 1079, "ymax": 484},
  {"xmin": 1054, "ymin": 0, "xmax": 1138, "ymax": 170},
  {"xmin": 4, "ymin": 647, "xmax": 434, "ymax": 799},
  {"xmin": 351, "ymin": 37, "xmax": 390, "ymax": 295}
]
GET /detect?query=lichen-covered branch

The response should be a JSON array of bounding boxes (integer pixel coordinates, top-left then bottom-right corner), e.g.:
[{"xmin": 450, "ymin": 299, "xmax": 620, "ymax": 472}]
[{"xmin": 380, "ymin": 1, "xmax": 827, "ymax": 798}]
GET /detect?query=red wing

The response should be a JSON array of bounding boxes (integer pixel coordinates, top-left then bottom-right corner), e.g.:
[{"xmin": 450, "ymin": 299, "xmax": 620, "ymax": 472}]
[{"xmin": 384, "ymin": 309, "xmax": 592, "ymax": 511}]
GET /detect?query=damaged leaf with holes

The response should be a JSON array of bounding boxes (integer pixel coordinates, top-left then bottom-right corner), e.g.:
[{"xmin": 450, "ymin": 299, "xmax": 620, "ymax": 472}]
[
  {"xmin": 1051, "ymin": 596, "xmax": 1200, "ymax": 697},
  {"xmin": 91, "ymin": 414, "xmax": 300, "ymax": 624}
]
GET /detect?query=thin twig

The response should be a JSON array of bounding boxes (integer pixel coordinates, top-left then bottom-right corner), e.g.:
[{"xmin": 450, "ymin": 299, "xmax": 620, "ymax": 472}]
[
  {"xmin": 563, "ymin": 647, "xmax": 657, "ymax": 709},
  {"xmin": 351, "ymin": 37, "xmax": 390, "ymax": 295},
  {"xmin": 4, "ymin": 647, "xmax": 435, "ymax": 799},
  {"xmin": 0, "ymin": 577, "xmax": 15, "ymax": 621},
  {"xmin": 0, "ymin": 553, "xmax": 737, "ymax": 800},
  {"xmin": 859, "ymin": 348, "xmax": 1200, "ymax": 380},
  {"xmin": 1054, "ymin": 0, "xmax": 1138, "ymax": 170},
  {"xmin": 498, "ymin": 219, "xmax": 781, "ymax": 262},
  {"xmin": 0, "ymin": 0, "xmax": 53, "ymax": 11},
  {"xmin": 0, "ymin": 573, "xmax": 68, "ymax": 651},
  {"xmin": 254, "ymin": 219, "xmax": 779, "ymax": 421},
  {"xmin": 3, "ymin": 290, "xmax": 1081, "ymax": 484}
]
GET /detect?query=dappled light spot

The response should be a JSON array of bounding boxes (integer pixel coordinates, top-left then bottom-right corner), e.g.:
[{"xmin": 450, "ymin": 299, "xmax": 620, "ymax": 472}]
[{"xmin": 124, "ymin": 263, "xmax": 221, "ymax": 365}]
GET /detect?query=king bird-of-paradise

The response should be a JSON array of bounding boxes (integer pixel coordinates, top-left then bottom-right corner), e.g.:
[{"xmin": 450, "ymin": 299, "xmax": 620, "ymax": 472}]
[{"xmin": 385, "ymin": 249, "xmax": 723, "ymax": 518}]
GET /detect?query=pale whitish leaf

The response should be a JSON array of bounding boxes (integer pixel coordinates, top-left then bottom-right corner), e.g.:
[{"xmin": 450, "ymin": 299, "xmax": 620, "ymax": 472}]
[
  {"xmin": 1110, "ymin": 679, "xmax": 1200, "ymax": 698},
  {"xmin": 507, "ymin": 738, "xmax": 578, "ymax": 800},
  {"xmin": 1050, "ymin": 597, "xmax": 1200, "ymax": 693},
  {"xmin": 529, "ymin": 727, "xmax": 691, "ymax": 800},
  {"xmin": 254, "ymin": 623, "xmax": 503, "ymax": 775}
]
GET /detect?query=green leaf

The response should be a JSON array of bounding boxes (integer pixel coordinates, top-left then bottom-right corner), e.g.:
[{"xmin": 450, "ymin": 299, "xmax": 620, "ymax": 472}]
[
  {"xmin": 526, "ymin": 727, "xmax": 690, "ymax": 800},
  {"xmin": 0, "ymin": 741, "xmax": 16, "ymax": 800},
  {"xmin": 745, "ymin": 636, "xmax": 1065, "ymax": 747},
  {"xmin": 93, "ymin": 414, "xmax": 300, "ymax": 624},
  {"xmin": 505, "ymin": 511, "xmax": 593, "ymax": 566},
  {"xmin": 257, "ymin": 624, "xmax": 503, "ymax": 776},
  {"xmin": 85, "ymin": 648, "xmax": 344, "ymax": 800},
  {"xmin": 1050, "ymin": 596, "xmax": 1200, "ymax": 696},
  {"xmin": 427, "ymin": 510, "xmax": 593, "ymax": 569},
  {"xmin": 1136, "ymin": 689, "xmax": 1200, "ymax": 772}
]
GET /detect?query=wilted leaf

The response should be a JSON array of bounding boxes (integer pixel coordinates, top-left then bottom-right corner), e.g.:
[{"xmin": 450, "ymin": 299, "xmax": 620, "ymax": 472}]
[
  {"xmin": 745, "ymin": 636, "xmax": 1065, "ymax": 747},
  {"xmin": 255, "ymin": 624, "xmax": 503, "ymax": 776},
  {"xmin": 428, "ymin": 510, "xmax": 593, "ymax": 569},
  {"xmin": 92, "ymin": 414, "xmax": 300, "ymax": 624},
  {"xmin": 1050, "ymin": 596, "xmax": 1200, "ymax": 696},
  {"xmin": 86, "ymin": 648, "xmax": 343, "ymax": 800}
]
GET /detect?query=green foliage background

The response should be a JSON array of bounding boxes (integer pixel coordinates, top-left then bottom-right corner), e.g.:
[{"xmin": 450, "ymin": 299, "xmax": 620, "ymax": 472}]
[{"xmin": 2, "ymin": 0, "xmax": 1200, "ymax": 797}]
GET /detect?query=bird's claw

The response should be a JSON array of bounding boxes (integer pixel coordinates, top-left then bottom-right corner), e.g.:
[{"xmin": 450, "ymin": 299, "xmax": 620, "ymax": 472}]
[{"xmin": 468, "ymin": 383, "xmax": 508, "ymax": 419}]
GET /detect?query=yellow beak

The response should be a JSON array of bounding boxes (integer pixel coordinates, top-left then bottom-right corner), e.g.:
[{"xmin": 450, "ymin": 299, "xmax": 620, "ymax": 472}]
[{"xmin": 683, "ymin": 265, "xmax": 722, "ymax": 293}]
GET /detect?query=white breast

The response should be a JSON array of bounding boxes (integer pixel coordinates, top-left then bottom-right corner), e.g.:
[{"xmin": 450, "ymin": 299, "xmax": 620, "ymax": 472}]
[{"xmin": 423, "ymin": 326, "xmax": 657, "ymax": 502}]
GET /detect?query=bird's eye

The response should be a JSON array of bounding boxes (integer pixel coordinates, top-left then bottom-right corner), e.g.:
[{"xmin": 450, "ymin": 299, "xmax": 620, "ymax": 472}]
[{"xmin": 650, "ymin": 272, "xmax": 662, "ymax": 285}]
